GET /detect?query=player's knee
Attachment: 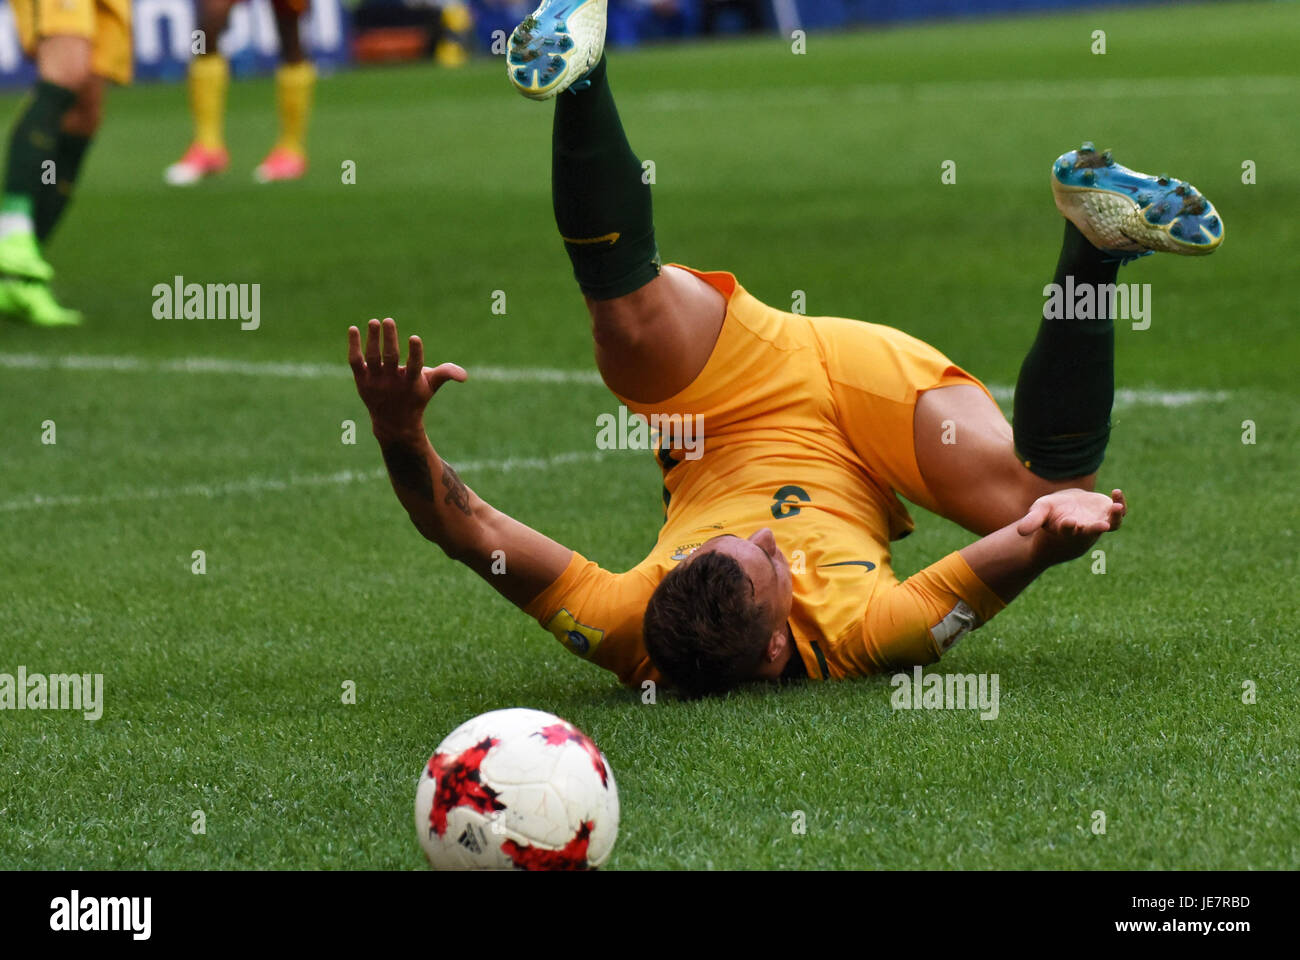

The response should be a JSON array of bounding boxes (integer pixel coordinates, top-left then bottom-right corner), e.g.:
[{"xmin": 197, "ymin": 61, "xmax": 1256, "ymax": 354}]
[
  {"xmin": 63, "ymin": 87, "xmax": 103, "ymax": 136},
  {"xmin": 37, "ymin": 46, "xmax": 92, "ymax": 92},
  {"xmin": 588, "ymin": 290, "xmax": 670, "ymax": 369},
  {"xmin": 199, "ymin": 0, "xmax": 236, "ymax": 24},
  {"xmin": 196, "ymin": 0, "xmax": 235, "ymax": 44},
  {"xmin": 1071, "ymin": 471, "xmax": 1098, "ymax": 493},
  {"xmin": 923, "ymin": 455, "xmax": 1030, "ymax": 536},
  {"xmin": 591, "ymin": 308, "xmax": 653, "ymax": 356},
  {"xmin": 976, "ymin": 443, "xmax": 1100, "ymax": 528},
  {"xmin": 1013, "ymin": 467, "xmax": 1098, "ymax": 511}
]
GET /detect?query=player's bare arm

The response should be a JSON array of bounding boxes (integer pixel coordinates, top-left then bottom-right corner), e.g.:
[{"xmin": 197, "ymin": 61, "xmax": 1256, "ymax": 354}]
[
  {"xmin": 960, "ymin": 487, "xmax": 1127, "ymax": 604},
  {"xmin": 348, "ymin": 317, "xmax": 573, "ymax": 608}
]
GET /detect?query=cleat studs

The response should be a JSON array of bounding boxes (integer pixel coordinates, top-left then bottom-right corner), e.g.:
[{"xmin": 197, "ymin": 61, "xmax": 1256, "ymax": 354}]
[
  {"xmin": 1074, "ymin": 148, "xmax": 1110, "ymax": 170},
  {"xmin": 1157, "ymin": 175, "xmax": 1170, "ymax": 185},
  {"xmin": 1102, "ymin": 150, "xmax": 1113, "ymax": 165},
  {"xmin": 1080, "ymin": 141, "xmax": 1096, "ymax": 152},
  {"xmin": 1082, "ymin": 170, "xmax": 1095, "ymax": 185}
]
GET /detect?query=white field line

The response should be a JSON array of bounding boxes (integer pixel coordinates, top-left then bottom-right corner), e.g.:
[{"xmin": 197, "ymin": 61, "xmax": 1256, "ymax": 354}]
[
  {"xmin": 985, "ymin": 384, "xmax": 1230, "ymax": 409},
  {"xmin": 0, "ymin": 450, "xmax": 618, "ymax": 514},
  {"xmin": 0, "ymin": 352, "xmax": 604, "ymax": 386},
  {"xmin": 0, "ymin": 352, "xmax": 1231, "ymax": 408},
  {"xmin": 0, "ymin": 350, "xmax": 1229, "ymax": 513},
  {"xmin": 319, "ymin": 75, "xmax": 1300, "ymax": 116},
  {"xmin": 642, "ymin": 75, "xmax": 1300, "ymax": 112}
]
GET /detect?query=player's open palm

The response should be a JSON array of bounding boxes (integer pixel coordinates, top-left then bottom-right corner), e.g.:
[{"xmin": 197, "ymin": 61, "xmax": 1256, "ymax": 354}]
[
  {"xmin": 1017, "ymin": 488, "xmax": 1127, "ymax": 542},
  {"xmin": 348, "ymin": 317, "xmax": 466, "ymax": 438}
]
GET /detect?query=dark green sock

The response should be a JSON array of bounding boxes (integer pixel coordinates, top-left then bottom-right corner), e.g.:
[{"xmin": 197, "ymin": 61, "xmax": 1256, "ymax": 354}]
[
  {"xmin": 551, "ymin": 55, "xmax": 661, "ymax": 300},
  {"xmin": 35, "ymin": 131, "xmax": 93, "ymax": 243},
  {"xmin": 1012, "ymin": 220, "xmax": 1121, "ymax": 480},
  {"xmin": 4, "ymin": 81, "xmax": 77, "ymax": 221}
]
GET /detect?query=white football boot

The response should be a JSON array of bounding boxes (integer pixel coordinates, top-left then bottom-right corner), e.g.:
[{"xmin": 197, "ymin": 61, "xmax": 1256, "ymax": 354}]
[
  {"xmin": 506, "ymin": 0, "xmax": 608, "ymax": 100},
  {"xmin": 1051, "ymin": 142, "xmax": 1224, "ymax": 259}
]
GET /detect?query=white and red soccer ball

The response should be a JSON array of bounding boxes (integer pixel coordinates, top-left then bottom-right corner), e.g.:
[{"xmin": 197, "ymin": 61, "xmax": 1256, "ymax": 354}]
[{"xmin": 414, "ymin": 707, "xmax": 619, "ymax": 870}]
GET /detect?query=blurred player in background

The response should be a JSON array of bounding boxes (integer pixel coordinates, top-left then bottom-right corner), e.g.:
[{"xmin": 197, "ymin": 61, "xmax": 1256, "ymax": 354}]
[
  {"xmin": 0, "ymin": 0, "xmax": 131, "ymax": 326},
  {"xmin": 165, "ymin": 0, "xmax": 316, "ymax": 185}
]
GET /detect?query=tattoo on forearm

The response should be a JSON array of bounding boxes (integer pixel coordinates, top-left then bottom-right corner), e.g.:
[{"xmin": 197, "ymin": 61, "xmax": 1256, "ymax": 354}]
[
  {"xmin": 380, "ymin": 441, "xmax": 472, "ymax": 520},
  {"xmin": 381, "ymin": 442, "xmax": 435, "ymax": 501},
  {"xmin": 440, "ymin": 459, "xmax": 472, "ymax": 516}
]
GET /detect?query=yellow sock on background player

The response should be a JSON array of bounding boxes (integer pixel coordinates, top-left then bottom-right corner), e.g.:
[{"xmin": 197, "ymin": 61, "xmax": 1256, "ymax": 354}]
[
  {"xmin": 191, "ymin": 54, "xmax": 230, "ymax": 150},
  {"xmin": 255, "ymin": 61, "xmax": 315, "ymax": 183},
  {"xmin": 166, "ymin": 55, "xmax": 314, "ymax": 185},
  {"xmin": 164, "ymin": 55, "xmax": 231, "ymax": 185}
]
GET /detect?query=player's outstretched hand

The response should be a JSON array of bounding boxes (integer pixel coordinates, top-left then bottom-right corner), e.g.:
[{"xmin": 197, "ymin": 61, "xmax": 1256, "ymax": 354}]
[
  {"xmin": 1017, "ymin": 488, "xmax": 1127, "ymax": 539},
  {"xmin": 348, "ymin": 318, "xmax": 466, "ymax": 439}
]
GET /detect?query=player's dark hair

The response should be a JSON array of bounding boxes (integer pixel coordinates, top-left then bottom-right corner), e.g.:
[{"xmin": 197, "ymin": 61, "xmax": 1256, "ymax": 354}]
[{"xmin": 642, "ymin": 552, "xmax": 771, "ymax": 697}]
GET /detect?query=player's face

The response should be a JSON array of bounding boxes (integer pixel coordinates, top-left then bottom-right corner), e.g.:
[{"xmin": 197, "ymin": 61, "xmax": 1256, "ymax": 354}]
[{"xmin": 691, "ymin": 528, "xmax": 794, "ymax": 631}]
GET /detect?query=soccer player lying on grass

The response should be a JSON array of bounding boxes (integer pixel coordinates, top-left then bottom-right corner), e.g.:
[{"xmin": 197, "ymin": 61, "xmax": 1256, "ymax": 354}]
[{"xmin": 349, "ymin": 1, "xmax": 1222, "ymax": 697}]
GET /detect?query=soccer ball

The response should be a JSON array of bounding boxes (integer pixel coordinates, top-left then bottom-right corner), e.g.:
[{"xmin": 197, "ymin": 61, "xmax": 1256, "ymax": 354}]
[{"xmin": 414, "ymin": 707, "xmax": 619, "ymax": 870}]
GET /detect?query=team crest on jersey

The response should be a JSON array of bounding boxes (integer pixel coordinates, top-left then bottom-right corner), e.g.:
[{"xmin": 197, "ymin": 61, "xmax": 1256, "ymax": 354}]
[{"xmin": 669, "ymin": 541, "xmax": 705, "ymax": 561}]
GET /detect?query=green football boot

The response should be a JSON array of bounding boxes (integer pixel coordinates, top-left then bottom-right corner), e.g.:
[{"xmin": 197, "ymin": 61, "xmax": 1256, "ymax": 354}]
[
  {"xmin": 0, "ymin": 228, "xmax": 55, "ymax": 281},
  {"xmin": 0, "ymin": 276, "xmax": 82, "ymax": 326}
]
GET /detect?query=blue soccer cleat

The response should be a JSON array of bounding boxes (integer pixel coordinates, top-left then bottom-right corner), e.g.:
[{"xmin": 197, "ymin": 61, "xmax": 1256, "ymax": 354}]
[
  {"xmin": 1052, "ymin": 142, "xmax": 1224, "ymax": 257},
  {"xmin": 507, "ymin": 0, "xmax": 607, "ymax": 100}
]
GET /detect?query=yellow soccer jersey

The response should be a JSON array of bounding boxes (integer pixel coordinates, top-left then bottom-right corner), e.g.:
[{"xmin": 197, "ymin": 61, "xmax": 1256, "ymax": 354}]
[
  {"xmin": 524, "ymin": 266, "xmax": 1005, "ymax": 687},
  {"xmin": 13, "ymin": 0, "xmax": 133, "ymax": 85}
]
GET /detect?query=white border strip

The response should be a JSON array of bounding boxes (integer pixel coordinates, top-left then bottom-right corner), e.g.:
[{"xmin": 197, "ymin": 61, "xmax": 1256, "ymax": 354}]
[
  {"xmin": 643, "ymin": 75, "xmax": 1300, "ymax": 112},
  {"xmin": 0, "ymin": 450, "xmax": 617, "ymax": 514},
  {"xmin": 986, "ymin": 384, "xmax": 1229, "ymax": 409},
  {"xmin": 0, "ymin": 352, "xmax": 605, "ymax": 385},
  {"xmin": 0, "ymin": 352, "xmax": 1230, "ymax": 407}
]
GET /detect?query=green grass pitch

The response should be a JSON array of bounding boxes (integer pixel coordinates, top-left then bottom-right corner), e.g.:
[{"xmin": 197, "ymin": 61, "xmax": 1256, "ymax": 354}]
[{"xmin": 1, "ymin": 1, "xmax": 1296, "ymax": 869}]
